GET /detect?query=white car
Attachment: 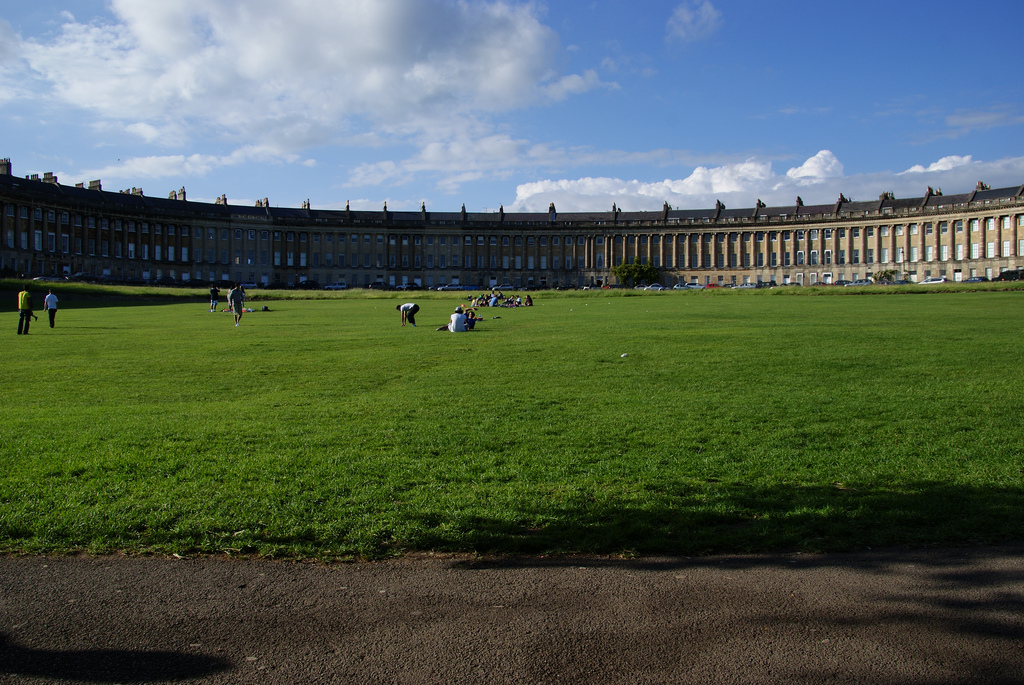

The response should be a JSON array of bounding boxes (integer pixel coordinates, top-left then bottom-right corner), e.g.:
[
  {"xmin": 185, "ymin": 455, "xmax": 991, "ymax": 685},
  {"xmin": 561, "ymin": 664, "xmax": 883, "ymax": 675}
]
[
  {"xmin": 324, "ymin": 282, "xmax": 348, "ymax": 290},
  {"xmin": 919, "ymin": 277, "xmax": 948, "ymax": 285},
  {"xmin": 644, "ymin": 284, "xmax": 667, "ymax": 291}
]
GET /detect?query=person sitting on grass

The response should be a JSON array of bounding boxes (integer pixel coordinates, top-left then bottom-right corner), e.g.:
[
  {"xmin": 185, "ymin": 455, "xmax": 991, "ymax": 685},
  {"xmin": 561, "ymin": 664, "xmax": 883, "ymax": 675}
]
[{"xmin": 436, "ymin": 306, "xmax": 467, "ymax": 332}]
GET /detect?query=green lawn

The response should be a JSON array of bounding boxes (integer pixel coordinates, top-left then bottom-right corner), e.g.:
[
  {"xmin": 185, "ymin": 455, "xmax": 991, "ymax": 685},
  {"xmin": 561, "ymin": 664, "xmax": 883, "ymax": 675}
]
[{"xmin": 2, "ymin": 289, "xmax": 1022, "ymax": 558}]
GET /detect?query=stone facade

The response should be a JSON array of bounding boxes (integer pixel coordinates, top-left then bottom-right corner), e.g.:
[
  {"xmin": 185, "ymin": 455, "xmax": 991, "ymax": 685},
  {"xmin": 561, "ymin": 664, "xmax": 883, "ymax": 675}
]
[{"xmin": 2, "ymin": 158, "xmax": 1023, "ymax": 286}]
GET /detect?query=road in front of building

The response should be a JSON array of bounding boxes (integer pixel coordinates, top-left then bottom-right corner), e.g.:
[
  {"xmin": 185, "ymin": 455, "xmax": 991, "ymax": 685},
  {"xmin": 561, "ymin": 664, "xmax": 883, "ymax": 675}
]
[{"xmin": 1, "ymin": 545, "xmax": 1022, "ymax": 684}]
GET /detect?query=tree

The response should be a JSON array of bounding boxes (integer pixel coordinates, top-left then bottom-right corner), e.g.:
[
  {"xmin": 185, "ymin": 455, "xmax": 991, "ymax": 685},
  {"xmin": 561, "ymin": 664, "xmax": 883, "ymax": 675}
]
[{"xmin": 610, "ymin": 261, "xmax": 660, "ymax": 287}]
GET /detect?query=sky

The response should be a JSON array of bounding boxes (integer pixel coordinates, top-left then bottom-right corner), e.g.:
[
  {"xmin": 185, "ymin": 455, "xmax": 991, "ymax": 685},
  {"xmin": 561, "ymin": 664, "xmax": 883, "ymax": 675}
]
[{"xmin": 1, "ymin": 0, "xmax": 1023, "ymax": 214}]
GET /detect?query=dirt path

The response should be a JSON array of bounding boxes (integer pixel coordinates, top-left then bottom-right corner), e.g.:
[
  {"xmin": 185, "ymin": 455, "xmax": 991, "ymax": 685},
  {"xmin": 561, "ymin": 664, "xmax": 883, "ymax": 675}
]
[{"xmin": 1, "ymin": 545, "xmax": 1022, "ymax": 683}]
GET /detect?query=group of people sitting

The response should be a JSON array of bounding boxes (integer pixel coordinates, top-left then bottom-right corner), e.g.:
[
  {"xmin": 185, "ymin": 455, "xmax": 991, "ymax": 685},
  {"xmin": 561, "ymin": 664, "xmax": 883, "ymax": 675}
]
[
  {"xmin": 436, "ymin": 306, "xmax": 481, "ymax": 332},
  {"xmin": 469, "ymin": 291, "xmax": 533, "ymax": 308}
]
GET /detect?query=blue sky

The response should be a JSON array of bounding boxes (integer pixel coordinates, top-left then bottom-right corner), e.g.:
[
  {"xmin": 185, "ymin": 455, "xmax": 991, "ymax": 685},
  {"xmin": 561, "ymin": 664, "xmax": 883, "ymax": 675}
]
[{"xmin": 2, "ymin": 0, "xmax": 1023, "ymax": 213}]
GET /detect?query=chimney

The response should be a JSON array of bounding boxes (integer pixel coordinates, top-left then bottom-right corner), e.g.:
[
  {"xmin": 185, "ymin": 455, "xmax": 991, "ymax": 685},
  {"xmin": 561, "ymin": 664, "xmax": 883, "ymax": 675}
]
[
  {"xmin": 42, "ymin": 172, "xmax": 57, "ymax": 184},
  {"xmin": 0, "ymin": 158, "xmax": 11, "ymax": 176},
  {"xmin": 88, "ymin": 179, "xmax": 102, "ymax": 191}
]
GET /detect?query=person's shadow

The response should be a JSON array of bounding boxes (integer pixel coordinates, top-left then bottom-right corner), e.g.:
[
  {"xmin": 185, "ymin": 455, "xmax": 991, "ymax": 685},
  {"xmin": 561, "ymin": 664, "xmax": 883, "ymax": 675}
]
[{"xmin": 0, "ymin": 633, "xmax": 232, "ymax": 682}]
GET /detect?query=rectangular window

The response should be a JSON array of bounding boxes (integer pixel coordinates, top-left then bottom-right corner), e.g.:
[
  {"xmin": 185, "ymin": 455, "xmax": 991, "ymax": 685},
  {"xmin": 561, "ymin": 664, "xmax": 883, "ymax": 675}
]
[{"xmin": 1002, "ymin": 240, "xmax": 1011, "ymax": 257}]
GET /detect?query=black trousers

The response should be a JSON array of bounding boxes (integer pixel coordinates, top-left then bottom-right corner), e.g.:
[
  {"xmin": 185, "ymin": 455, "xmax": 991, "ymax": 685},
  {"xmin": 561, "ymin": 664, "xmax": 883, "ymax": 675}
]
[
  {"xmin": 407, "ymin": 304, "xmax": 419, "ymax": 325},
  {"xmin": 17, "ymin": 310, "xmax": 31, "ymax": 334},
  {"xmin": 47, "ymin": 308, "xmax": 57, "ymax": 328}
]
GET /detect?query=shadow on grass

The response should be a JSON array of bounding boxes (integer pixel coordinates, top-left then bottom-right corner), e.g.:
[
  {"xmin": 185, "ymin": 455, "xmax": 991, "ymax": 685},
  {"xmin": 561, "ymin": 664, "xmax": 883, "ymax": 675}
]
[
  {"xmin": 401, "ymin": 481, "xmax": 1024, "ymax": 557},
  {"xmin": 0, "ymin": 633, "xmax": 232, "ymax": 682}
]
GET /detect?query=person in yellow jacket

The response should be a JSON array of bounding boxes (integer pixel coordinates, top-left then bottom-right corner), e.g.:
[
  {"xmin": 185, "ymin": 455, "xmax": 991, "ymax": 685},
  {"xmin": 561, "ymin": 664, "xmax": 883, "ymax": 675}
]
[{"xmin": 17, "ymin": 287, "xmax": 35, "ymax": 335}]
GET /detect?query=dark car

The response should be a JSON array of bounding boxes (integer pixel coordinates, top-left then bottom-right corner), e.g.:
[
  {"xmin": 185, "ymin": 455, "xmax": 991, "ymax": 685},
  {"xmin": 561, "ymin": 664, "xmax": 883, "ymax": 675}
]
[
  {"xmin": 295, "ymin": 280, "xmax": 321, "ymax": 290},
  {"xmin": 965, "ymin": 276, "xmax": 989, "ymax": 283},
  {"xmin": 149, "ymin": 276, "xmax": 177, "ymax": 286},
  {"xmin": 263, "ymin": 281, "xmax": 289, "ymax": 290},
  {"xmin": 993, "ymin": 270, "xmax": 1024, "ymax": 282}
]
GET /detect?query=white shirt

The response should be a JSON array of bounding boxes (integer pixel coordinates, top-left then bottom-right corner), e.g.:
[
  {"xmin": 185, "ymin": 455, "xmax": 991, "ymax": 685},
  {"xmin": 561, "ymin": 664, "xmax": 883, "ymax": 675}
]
[
  {"xmin": 448, "ymin": 313, "xmax": 467, "ymax": 332},
  {"xmin": 44, "ymin": 293, "xmax": 58, "ymax": 309}
]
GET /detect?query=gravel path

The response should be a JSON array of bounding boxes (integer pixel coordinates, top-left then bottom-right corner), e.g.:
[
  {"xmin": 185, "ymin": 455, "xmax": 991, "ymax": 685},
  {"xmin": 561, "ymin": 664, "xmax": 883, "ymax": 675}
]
[{"xmin": 1, "ymin": 545, "xmax": 1023, "ymax": 683}]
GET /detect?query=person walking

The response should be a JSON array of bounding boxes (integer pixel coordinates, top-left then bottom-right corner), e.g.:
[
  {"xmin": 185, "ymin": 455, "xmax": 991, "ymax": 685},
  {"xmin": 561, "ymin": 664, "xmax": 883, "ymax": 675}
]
[
  {"xmin": 397, "ymin": 302, "xmax": 419, "ymax": 326},
  {"xmin": 209, "ymin": 285, "xmax": 220, "ymax": 312},
  {"xmin": 16, "ymin": 286, "xmax": 33, "ymax": 335},
  {"xmin": 229, "ymin": 284, "xmax": 245, "ymax": 326},
  {"xmin": 43, "ymin": 289, "xmax": 58, "ymax": 328}
]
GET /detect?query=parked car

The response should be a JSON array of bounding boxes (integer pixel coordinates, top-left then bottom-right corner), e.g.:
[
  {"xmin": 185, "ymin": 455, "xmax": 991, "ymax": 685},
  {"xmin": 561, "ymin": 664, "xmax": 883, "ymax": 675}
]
[
  {"xmin": 992, "ymin": 269, "xmax": 1024, "ymax": 282},
  {"xmin": 149, "ymin": 276, "xmax": 177, "ymax": 286},
  {"xmin": 732, "ymin": 283, "xmax": 756, "ymax": 289},
  {"xmin": 919, "ymin": 277, "xmax": 947, "ymax": 285},
  {"xmin": 324, "ymin": 282, "xmax": 348, "ymax": 290},
  {"xmin": 965, "ymin": 276, "xmax": 989, "ymax": 282},
  {"xmin": 846, "ymin": 279, "xmax": 873, "ymax": 286},
  {"xmin": 294, "ymin": 280, "xmax": 321, "ymax": 290},
  {"xmin": 32, "ymin": 276, "xmax": 66, "ymax": 282},
  {"xmin": 644, "ymin": 284, "xmax": 667, "ymax": 291}
]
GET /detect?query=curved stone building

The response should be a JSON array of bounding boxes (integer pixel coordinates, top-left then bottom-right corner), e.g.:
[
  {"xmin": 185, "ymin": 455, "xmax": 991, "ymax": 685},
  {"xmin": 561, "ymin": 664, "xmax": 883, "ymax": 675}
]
[{"xmin": 2, "ymin": 157, "xmax": 1023, "ymax": 287}]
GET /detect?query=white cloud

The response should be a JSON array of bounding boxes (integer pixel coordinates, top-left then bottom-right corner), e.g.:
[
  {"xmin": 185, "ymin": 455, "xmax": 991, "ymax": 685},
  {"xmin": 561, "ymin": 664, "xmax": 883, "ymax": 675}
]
[
  {"xmin": 16, "ymin": 0, "xmax": 608, "ymax": 157},
  {"xmin": 74, "ymin": 144, "xmax": 304, "ymax": 185},
  {"xmin": 666, "ymin": 1, "xmax": 722, "ymax": 43},
  {"xmin": 901, "ymin": 155, "xmax": 972, "ymax": 174},
  {"xmin": 785, "ymin": 150, "xmax": 844, "ymax": 185},
  {"xmin": 510, "ymin": 152, "xmax": 1024, "ymax": 212}
]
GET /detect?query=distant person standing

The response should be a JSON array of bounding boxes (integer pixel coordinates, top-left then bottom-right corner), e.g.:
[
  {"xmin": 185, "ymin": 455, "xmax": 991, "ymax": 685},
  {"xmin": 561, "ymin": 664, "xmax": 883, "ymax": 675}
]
[
  {"xmin": 16, "ymin": 286, "xmax": 32, "ymax": 335},
  {"xmin": 397, "ymin": 302, "xmax": 419, "ymax": 326},
  {"xmin": 43, "ymin": 289, "xmax": 58, "ymax": 328},
  {"xmin": 209, "ymin": 285, "xmax": 220, "ymax": 312},
  {"xmin": 229, "ymin": 284, "xmax": 245, "ymax": 326}
]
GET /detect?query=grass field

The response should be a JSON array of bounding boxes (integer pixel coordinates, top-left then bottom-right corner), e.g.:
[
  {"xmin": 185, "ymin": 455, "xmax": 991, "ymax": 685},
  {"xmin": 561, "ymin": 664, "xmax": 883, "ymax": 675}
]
[{"xmin": 1, "ymin": 287, "xmax": 1023, "ymax": 559}]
